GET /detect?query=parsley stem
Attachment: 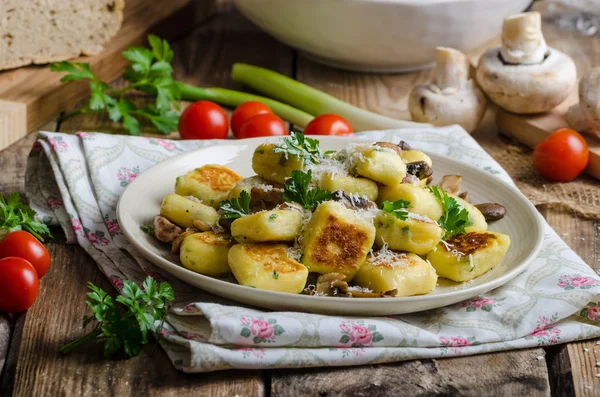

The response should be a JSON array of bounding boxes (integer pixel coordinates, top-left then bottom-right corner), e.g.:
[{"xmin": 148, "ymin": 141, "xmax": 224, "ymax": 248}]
[
  {"xmin": 177, "ymin": 83, "xmax": 314, "ymax": 127},
  {"xmin": 59, "ymin": 326, "xmax": 103, "ymax": 355}
]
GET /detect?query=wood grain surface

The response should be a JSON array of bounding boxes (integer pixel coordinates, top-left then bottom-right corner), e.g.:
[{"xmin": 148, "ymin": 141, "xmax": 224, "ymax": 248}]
[{"xmin": 0, "ymin": 1, "xmax": 599, "ymax": 396}]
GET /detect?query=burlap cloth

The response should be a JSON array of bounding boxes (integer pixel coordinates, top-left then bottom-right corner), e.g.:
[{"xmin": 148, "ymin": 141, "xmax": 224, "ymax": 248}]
[{"xmin": 484, "ymin": 135, "xmax": 600, "ymax": 219}]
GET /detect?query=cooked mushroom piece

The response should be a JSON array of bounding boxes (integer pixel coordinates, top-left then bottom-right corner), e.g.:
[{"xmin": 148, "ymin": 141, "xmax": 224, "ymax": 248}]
[
  {"xmin": 458, "ymin": 191, "xmax": 470, "ymax": 202},
  {"xmin": 566, "ymin": 67, "xmax": 600, "ymax": 138},
  {"xmin": 474, "ymin": 203, "xmax": 507, "ymax": 221},
  {"xmin": 398, "ymin": 140, "xmax": 411, "ymax": 151},
  {"xmin": 153, "ymin": 215, "xmax": 183, "ymax": 243},
  {"xmin": 315, "ymin": 273, "xmax": 350, "ymax": 297},
  {"xmin": 249, "ymin": 184, "xmax": 284, "ymax": 212},
  {"xmin": 438, "ymin": 175, "xmax": 462, "ymax": 194},
  {"xmin": 402, "ymin": 173, "xmax": 420, "ymax": 185},
  {"xmin": 170, "ymin": 229, "xmax": 196, "ymax": 255},
  {"xmin": 476, "ymin": 12, "xmax": 577, "ymax": 114},
  {"xmin": 409, "ymin": 47, "xmax": 487, "ymax": 133},
  {"xmin": 332, "ymin": 190, "xmax": 378, "ymax": 211},
  {"xmin": 374, "ymin": 141, "xmax": 402, "ymax": 156},
  {"xmin": 406, "ymin": 161, "xmax": 433, "ymax": 180},
  {"xmin": 348, "ymin": 288, "xmax": 399, "ymax": 298}
]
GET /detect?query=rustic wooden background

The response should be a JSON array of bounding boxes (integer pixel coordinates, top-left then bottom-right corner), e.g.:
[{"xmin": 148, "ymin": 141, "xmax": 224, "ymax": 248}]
[{"xmin": 0, "ymin": 1, "xmax": 599, "ymax": 396}]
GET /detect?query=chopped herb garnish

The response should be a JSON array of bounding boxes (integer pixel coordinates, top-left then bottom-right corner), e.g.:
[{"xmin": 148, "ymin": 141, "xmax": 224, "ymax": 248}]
[
  {"xmin": 140, "ymin": 224, "xmax": 154, "ymax": 234},
  {"xmin": 427, "ymin": 186, "xmax": 471, "ymax": 239},
  {"xmin": 0, "ymin": 192, "xmax": 52, "ymax": 241},
  {"xmin": 380, "ymin": 199, "xmax": 411, "ymax": 221},
  {"xmin": 219, "ymin": 191, "xmax": 251, "ymax": 219},
  {"xmin": 268, "ymin": 213, "xmax": 278, "ymax": 222},
  {"xmin": 273, "ymin": 132, "xmax": 322, "ymax": 165},
  {"xmin": 283, "ymin": 170, "xmax": 332, "ymax": 210},
  {"xmin": 272, "ymin": 270, "xmax": 279, "ymax": 279}
]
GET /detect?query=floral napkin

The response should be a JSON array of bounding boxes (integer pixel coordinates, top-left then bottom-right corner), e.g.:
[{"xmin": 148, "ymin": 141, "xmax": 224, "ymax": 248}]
[{"xmin": 25, "ymin": 126, "xmax": 600, "ymax": 372}]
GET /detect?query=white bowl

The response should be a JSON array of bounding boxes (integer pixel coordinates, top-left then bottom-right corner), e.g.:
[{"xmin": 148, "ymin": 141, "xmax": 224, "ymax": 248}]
[
  {"xmin": 117, "ymin": 136, "xmax": 544, "ymax": 316},
  {"xmin": 234, "ymin": 0, "xmax": 531, "ymax": 73}
]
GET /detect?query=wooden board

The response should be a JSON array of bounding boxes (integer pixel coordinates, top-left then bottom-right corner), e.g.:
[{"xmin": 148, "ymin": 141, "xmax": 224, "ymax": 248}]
[
  {"xmin": 496, "ymin": 90, "xmax": 600, "ymax": 180},
  {"xmin": 0, "ymin": 0, "xmax": 206, "ymax": 152}
]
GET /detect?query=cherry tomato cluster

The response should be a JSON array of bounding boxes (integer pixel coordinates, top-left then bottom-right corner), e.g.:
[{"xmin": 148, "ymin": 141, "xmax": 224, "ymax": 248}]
[
  {"xmin": 532, "ymin": 128, "xmax": 589, "ymax": 182},
  {"xmin": 0, "ymin": 231, "xmax": 50, "ymax": 313},
  {"xmin": 177, "ymin": 100, "xmax": 353, "ymax": 139}
]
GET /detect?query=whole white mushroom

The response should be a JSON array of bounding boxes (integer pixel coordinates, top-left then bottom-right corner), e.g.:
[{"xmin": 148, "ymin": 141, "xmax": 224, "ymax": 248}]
[
  {"xmin": 409, "ymin": 47, "xmax": 487, "ymax": 133},
  {"xmin": 566, "ymin": 67, "xmax": 600, "ymax": 138},
  {"xmin": 476, "ymin": 12, "xmax": 577, "ymax": 114}
]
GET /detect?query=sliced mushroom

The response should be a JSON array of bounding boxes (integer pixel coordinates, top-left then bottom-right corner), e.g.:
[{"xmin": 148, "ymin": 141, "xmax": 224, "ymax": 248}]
[
  {"xmin": 217, "ymin": 213, "xmax": 235, "ymax": 230},
  {"xmin": 315, "ymin": 273, "xmax": 350, "ymax": 297},
  {"xmin": 332, "ymin": 190, "xmax": 378, "ymax": 211},
  {"xmin": 406, "ymin": 161, "xmax": 433, "ymax": 180},
  {"xmin": 249, "ymin": 184, "xmax": 284, "ymax": 212},
  {"xmin": 476, "ymin": 12, "xmax": 577, "ymax": 114},
  {"xmin": 438, "ymin": 175, "xmax": 462, "ymax": 194},
  {"xmin": 402, "ymin": 173, "xmax": 420, "ymax": 185},
  {"xmin": 349, "ymin": 289, "xmax": 399, "ymax": 298},
  {"xmin": 170, "ymin": 229, "xmax": 196, "ymax": 255},
  {"xmin": 458, "ymin": 191, "xmax": 470, "ymax": 203},
  {"xmin": 398, "ymin": 140, "xmax": 411, "ymax": 151},
  {"xmin": 374, "ymin": 141, "xmax": 402, "ymax": 156},
  {"xmin": 409, "ymin": 47, "xmax": 487, "ymax": 133},
  {"xmin": 566, "ymin": 67, "xmax": 600, "ymax": 138},
  {"xmin": 153, "ymin": 216, "xmax": 183, "ymax": 243},
  {"xmin": 474, "ymin": 203, "xmax": 507, "ymax": 221}
]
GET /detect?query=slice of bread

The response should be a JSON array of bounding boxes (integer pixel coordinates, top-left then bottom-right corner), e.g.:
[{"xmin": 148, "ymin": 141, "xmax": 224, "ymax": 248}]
[{"xmin": 0, "ymin": 0, "xmax": 124, "ymax": 71}]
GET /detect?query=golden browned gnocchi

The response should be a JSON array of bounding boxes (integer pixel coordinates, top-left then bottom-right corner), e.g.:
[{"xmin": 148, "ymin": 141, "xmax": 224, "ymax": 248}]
[{"xmin": 150, "ymin": 133, "xmax": 510, "ymax": 296}]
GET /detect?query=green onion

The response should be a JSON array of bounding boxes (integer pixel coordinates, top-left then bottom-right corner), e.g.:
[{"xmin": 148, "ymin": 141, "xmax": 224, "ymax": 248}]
[
  {"xmin": 231, "ymin": 63, "xmax": 431, "ymax": 131},
  {"xmin": 177, "ymin": 83, "xmax": 314, "ymax": 127}
]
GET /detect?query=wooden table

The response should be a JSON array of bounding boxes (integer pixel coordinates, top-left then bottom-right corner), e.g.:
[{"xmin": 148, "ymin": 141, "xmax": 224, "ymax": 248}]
[{"xmin": 1, "ymin": 1, "xmax": 599, "ymax": 396}]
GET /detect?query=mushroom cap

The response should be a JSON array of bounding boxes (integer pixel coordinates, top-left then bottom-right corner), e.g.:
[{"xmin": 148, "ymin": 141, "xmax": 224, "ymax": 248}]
[
  {"xmin": 408, "ymin": 80, "xmax": 487, "ymax": 133},
  {"xmin": 476, "ymin": 45, "xmax": 577, "ymax": 114}
]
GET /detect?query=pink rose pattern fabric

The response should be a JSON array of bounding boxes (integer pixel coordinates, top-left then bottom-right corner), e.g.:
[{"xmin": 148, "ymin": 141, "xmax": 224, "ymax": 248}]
[{"xmin": 24, "ymin": 128, "xmax": 600, "ymax": 373}]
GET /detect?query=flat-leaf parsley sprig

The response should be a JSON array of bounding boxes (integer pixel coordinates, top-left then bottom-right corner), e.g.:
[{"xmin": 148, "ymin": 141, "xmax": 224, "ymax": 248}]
[
  {"xmin": 380, "ymin": 199, "xmax": 411, "ymax": 221},
  {"xmin": 283, "ymin": 169, "xmax": 332, "ymax": 210},
  {"xmin": 219, "ymin": 190, "xmax": 251, "ymax": 219},
  {"xmin": 50, "ymin": 35, "xmax": 179, "ymax": 135},
  {"xmin": 427, "ymin": 186, "xmax": 471, "ymax": 239},
  {"xmin": 0, "ymin": 192, "xmax": 52, "ymax": 241},
  {"xmin": 59, "ymin": 277, "xmax": 174, "ymax": 358},
  {"xmin": 273, "ymin": 132, "xmax": 323, "ymax": 165}
]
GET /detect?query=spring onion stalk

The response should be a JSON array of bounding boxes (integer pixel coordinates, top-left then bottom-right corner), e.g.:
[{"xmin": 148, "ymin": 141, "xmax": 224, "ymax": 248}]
[
  {"xmin": 231, "ymin": 63, "xmax": 431, "ymax": 131},
  {"xmin": 177, "ymin": 83, "xmax": 314, "ymax": 127}
]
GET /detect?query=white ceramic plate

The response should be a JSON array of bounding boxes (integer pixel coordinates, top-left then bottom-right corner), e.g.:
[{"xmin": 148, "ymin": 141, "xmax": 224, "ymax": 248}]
[{"xmin": 117, "ymin": 136, "xmax": 545, "ymax": 316}]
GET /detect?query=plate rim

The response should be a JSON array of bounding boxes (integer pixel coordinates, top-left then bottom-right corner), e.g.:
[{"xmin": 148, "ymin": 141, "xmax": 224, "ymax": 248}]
[{"xmin": 117, "ymin": 136, "xmax": 545, "ymax": 306}]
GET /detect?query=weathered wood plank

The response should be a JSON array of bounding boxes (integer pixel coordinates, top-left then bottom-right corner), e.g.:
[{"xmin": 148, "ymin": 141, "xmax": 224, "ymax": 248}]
[{"xmin": 273, "ymin": 352, "xmax": 550, "ymax": 397}]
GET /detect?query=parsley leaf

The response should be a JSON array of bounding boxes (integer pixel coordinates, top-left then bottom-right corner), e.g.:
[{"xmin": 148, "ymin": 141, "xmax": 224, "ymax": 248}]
[
  {"xmin": 140, "ymin": 225, "xmax": 154, "ymax": 234},
  {"xmin": 219, "ymin": 191, "xmax": 251, "ymax": 219},
  {"xmin": 50, "ymin": 35, "xmax": 181, "ymax": 136},
  {"xmin": 380, "ymin": 199, "xmax": 411, "ymax": 221},
  {"xmin": 427, "ymin": 186, "xmax": 471, "ymax": 239},
  {"xmin": 0, "ymin": 192, "xmax": 52, "ymax": 242},
  {"xmin": 273, "ymin": 132, "xmax": 322, "ymax": 165},
  {"xmin": 60, "ymin": 276, "xmax": 174, "ymax": 358},
  {"xmin": 283, "ymin": 170, "xmax": 332, "ymax": 210}
]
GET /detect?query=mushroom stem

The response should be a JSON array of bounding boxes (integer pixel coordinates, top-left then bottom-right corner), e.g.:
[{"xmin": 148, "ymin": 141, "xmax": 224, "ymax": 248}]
[
  {"xmin": 433, "ymin": 47, "xmax": 469, "ymax": 90},
  {"xmin": 500, "ymin": 12, "xmax": 548, "ymax": 65},
  {"xmin": 566, "ymin": 67, "xmax": 600, "ymax": 138}
]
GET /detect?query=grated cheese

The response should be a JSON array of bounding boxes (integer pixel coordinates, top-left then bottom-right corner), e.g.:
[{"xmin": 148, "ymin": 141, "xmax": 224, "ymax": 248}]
[
  {"xmin": 306, "ymin": 158, "xmax": 348, "ymax": 182},
  {"xmin": 183, "ymin": 195, "xmax": 203, "ymax": 203},
  {"xmin": 407, "ymin": 212, "xmax": 435, "ymax": 223},
  {"xmin": 287, "ymin": 208, "xmax": 312, "ymax": 261},
  {"xmin": 348, "ymin": 286, "xmax": 373, "ymax": 293},
  {"xmin": 369, "ymin": 240, "xmax": 408, "ymax": 267}
]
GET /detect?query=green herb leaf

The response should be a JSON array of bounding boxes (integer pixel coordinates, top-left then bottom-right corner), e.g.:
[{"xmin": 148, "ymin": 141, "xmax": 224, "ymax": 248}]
[
  {"xmin": 283, "ymin": 170, "xmax": 332, "ymax": 210},
  {"xmin": 0, "ymin": 192, "xmax": 52, "ymax": 241},
  {"xmin": 273, "ymin": 132, "xmax": 322, "ymax": 165},
  {"xmin": 140, "ymin": 225, "xmax": 154, "ymax": 234},
  {"xmin": 272, "ymin": 270, "xmax": 279, "ymax": 279},
  {"xmin": 60, "ymin": 277, "xmax": 175, "ymax": 358},
  {"xmin": 49, "ymin": 61, "xmax": 96, "ymax": 82},
  {"xmin": 380, "ymin": 199, "xmax": 411, "ymax": 221},
  {"xmin": 219, "ymin": 191, "xmax": 251, "ymax": 219},
  {"xmin": 427, "ymin": 186, "xmax": 471, "ymax": 239}
]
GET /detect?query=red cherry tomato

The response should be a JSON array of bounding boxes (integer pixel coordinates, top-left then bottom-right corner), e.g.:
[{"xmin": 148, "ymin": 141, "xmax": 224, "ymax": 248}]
[
  {"xmin": 237, "ymin": 113, "xmax": 289, "ymax": 139},
  {"xmin": 178, "ymin": 101, "xmax": 229, "ymax": 140},
  {"xmin": 303, "ymin": 114, "xmax": 353, "ymax": 136},
  {"xmin": 231, "ymin": 101, "xmax": 272, "ymax": 138},
  {"xmin": 532, "ymin": 128, "xmax": 589, "ymax": 182},
  {"xmin": 0, "ymin": 257, "xmax": 39, "ymax": 313},
  {"xmin": 0, "ymin": 231, "xmax": 51, "ymax": 278}
]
